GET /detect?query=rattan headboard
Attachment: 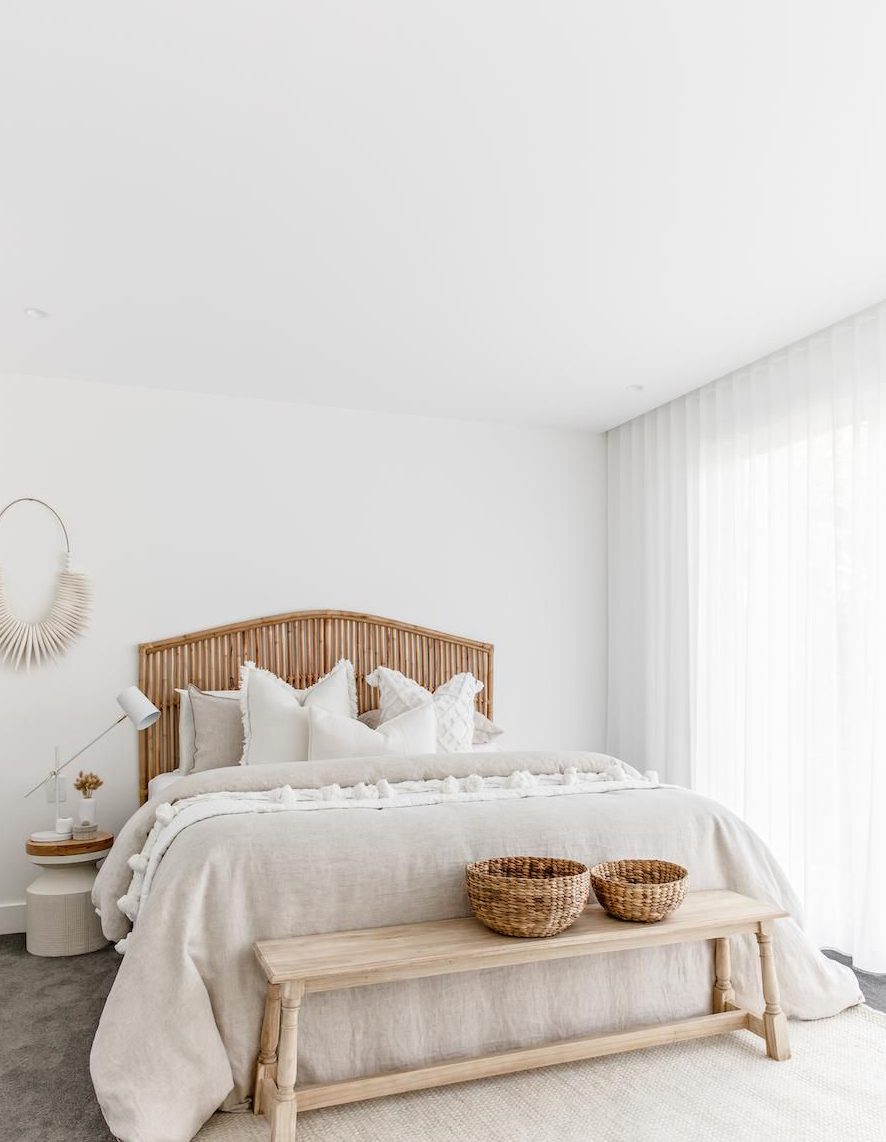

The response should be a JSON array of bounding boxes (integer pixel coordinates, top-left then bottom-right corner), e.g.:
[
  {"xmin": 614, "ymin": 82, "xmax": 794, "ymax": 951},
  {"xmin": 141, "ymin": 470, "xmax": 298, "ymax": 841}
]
[{"xmin": 137, "ymin": 609, "xmax": 494, "ymax": 802}]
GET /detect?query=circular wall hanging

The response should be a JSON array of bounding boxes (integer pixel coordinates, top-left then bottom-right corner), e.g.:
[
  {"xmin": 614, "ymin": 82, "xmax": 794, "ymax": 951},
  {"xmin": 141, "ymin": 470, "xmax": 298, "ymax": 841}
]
[{"xmin": 0, "ymin": 497, "xmax": 92, "ymax": 669}]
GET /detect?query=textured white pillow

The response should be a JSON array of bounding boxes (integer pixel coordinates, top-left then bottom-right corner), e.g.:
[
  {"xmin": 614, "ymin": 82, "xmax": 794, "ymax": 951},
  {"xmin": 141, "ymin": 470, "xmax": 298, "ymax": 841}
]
[
  {"xmin": 177, "ymin": 688, "xmax": 239, "ymax": 774},
  {"xmin": 308, "ymin": 704, "xmax": 437, "ymax": 761},
  {"xmin": 240, "ymin": 659, "xmax": 357, "ymax": 765},
  {"xmin": 366, "ymin": 667, "xmax": 483, "ymax": 752}
]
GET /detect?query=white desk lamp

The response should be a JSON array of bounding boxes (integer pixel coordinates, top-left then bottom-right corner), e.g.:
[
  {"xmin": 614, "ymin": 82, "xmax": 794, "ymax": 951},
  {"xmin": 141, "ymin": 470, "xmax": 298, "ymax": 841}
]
[{"xmin": 26, "ymin": 686, "xmax": 160, "ymax": 841}]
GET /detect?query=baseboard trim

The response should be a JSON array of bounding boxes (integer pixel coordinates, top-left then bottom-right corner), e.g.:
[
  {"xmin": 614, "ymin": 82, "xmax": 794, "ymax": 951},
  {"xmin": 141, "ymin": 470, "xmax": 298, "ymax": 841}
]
[{"xmin": 0, "ymin": 902, "xmax": 26, "ymax": 935}]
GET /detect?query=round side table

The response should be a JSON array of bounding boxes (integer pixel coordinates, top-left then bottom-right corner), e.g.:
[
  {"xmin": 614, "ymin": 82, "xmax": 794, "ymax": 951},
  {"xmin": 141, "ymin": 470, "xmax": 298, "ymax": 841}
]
[{"xmin": 25, "ymin": 831, "xmax": 114, "ymax": 957}]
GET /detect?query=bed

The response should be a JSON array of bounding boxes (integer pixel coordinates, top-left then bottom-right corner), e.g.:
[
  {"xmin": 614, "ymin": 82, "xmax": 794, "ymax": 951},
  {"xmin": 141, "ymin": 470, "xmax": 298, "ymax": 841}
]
[{"xmin": 91, "ymin": 610, "xmax": 862, "ymax": 1142}]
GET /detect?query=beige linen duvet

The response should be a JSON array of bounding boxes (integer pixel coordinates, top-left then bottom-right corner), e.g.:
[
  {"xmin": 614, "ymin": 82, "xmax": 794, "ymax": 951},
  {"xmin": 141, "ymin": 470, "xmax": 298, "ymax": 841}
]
[{"xmin": 91, "ymin": 751, "xmax": 861, "ymax": 1142}]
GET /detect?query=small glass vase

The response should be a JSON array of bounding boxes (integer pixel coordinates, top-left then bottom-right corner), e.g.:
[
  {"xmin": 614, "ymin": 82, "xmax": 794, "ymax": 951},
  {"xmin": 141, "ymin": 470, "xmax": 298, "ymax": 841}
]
[{"xmin": 78, "ymin": 796, "xmax": 97, "ymax": 827}]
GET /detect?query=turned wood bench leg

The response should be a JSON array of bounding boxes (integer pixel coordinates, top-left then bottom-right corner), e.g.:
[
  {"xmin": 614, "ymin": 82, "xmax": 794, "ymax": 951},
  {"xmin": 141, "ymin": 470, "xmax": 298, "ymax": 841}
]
[
  {"xmin": 712, "ymin": 937, "xmax": 735, "ymax": 1013},
  {"xmin": 254, "ymin": 983, "xmax": 282, "ymax": 1116},
  {"xmin": 756, "ymin": 922, "xmax": 791, "ymax": 1060},
  {"xmin": 270, "ymin": 981, "xmax": 304, "ymax": 1142}
]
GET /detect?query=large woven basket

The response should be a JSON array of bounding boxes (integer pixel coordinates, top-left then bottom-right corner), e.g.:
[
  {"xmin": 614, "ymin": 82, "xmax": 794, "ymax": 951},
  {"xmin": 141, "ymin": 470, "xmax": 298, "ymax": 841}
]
[
  {"xmin": 466, "ymin": 856, "xmax": 590, "ymax": 938},
  {"xmin": 590, "ymin": 859, "xmax": 688, "ymax": 923}
]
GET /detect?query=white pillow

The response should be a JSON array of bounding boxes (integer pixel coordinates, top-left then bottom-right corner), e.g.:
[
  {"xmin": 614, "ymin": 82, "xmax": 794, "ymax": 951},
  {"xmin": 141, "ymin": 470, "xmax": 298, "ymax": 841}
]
[
  {"xmin": 359, "ymin": 706, "xmax": 504, "ymax": 746},
  {"xmin": 177, "ymin": 688, "xmax": 239, "ymax": 774},
  {"xmin": 366, "ymin": 667, "xmax": 483, "ymax": 752},
  {"xmin": 308, "ymin": 704, "xmax": 437, "ymax": 761},
  {"xmin": 291, "ymin": 660, "xmax": 357, "ymax": 718},
  {"xmin": 240, "ymin": 659, "xmax": 356, "ymax": 765}
]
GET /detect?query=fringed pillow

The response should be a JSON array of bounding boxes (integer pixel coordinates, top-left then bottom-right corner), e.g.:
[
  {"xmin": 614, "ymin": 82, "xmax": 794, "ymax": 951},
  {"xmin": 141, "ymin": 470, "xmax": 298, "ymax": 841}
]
[
  {"xmin": 240, "ymin": 659, "xmax": 357, "ymax": 765},
  {"xmin": 188, "ymin": 685, "xmax": 245, "ymax": 772}
]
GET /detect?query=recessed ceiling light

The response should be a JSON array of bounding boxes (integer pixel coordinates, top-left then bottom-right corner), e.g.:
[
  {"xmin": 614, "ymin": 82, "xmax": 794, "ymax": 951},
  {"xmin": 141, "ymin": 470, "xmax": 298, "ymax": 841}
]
[
  {"xmin": 626, "ymin": 384, "xmax": 644, "ymax": 392},
  {"xmin": 24, "ymin": 308, "xmax": 49, "ymax": 319}
]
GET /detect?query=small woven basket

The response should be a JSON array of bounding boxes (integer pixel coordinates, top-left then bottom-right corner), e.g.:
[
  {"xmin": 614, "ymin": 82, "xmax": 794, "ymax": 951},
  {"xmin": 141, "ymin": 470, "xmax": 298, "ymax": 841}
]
[
  {"xmin": 590, "ymin": 859, "xmax": 688, "ymax": 923},
  {"xmin": 466, "ymin": 856, "xmax": 590, "ymax": 938}
]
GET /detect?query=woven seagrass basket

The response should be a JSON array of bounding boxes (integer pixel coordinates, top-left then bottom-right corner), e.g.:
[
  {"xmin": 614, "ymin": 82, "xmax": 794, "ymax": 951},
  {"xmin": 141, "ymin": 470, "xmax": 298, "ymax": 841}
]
[
  {"xmin": 466, "ymin": 856, "xmax": 590, "ymax": 938},
  {"xmin": 590, "ymin": 859, "xmax": 688, "ymax": 923}
]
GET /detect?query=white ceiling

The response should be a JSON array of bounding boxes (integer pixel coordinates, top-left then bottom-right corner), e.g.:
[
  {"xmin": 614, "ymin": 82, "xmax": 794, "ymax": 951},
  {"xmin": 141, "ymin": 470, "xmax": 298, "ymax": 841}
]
[{"xmin": 3, "ymin": 2, "xmax": 886, "ymax": 432}]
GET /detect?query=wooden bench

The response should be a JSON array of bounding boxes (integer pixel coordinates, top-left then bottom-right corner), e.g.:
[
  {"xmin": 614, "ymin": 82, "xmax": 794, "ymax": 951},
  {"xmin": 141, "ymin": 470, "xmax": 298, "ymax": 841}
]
[{"xmin": 253, "ymin": 889, "xmax": 790, "ymax": 1141}]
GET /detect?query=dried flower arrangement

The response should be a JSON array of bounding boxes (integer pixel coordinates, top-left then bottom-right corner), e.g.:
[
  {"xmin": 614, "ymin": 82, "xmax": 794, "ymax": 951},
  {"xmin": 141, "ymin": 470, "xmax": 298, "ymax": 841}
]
[{"xmin": 73, "ymin": 770, "xmax": 103, "ymax": 798}]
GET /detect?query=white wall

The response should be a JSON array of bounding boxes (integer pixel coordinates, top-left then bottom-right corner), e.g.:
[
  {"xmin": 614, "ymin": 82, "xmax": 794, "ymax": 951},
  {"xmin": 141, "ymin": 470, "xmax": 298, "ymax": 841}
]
[{"xmin": 0, "ymin": 373, "xmax": 607, "ymax": 930}]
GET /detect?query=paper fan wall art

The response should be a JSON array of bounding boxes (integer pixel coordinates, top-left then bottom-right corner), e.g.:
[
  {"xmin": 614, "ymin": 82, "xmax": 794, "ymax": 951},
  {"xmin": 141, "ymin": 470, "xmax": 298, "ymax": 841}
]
[{"xmin": 0, "ymin": 497, "xmax": 92, "ymax": 669}]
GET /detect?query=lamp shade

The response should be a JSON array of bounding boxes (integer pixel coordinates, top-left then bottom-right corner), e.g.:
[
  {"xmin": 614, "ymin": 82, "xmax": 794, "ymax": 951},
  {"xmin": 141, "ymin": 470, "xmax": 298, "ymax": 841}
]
[{"xmin": 116, "ymin": 686, "xmax": 161, "ymax": 731}]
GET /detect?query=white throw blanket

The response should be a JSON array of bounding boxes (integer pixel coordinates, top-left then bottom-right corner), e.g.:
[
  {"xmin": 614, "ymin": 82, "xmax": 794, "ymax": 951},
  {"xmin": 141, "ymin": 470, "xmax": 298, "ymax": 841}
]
[
  {"xmin": 90, "ymin": 751, "xmax": 862, "ymax": 1142},
  {"xmin": 116, "ymin": 763, "xmax": 655, "ymax": 943}
]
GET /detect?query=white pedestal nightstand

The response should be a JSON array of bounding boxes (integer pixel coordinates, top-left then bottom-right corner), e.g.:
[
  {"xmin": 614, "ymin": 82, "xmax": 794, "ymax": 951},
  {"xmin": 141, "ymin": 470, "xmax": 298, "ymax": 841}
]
[{"xmin": 25, "ymin": 831, "xmax": 114, "ymax": 957}]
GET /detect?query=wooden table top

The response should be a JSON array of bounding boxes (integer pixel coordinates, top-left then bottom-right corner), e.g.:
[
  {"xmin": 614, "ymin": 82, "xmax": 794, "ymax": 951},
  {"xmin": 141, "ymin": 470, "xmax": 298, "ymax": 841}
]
[
  {"xmin": 255, "ymin": 889, "xmax": 788, "ymax": 991},
  {"xmin": 26, "ymin": 830, "xmax": 114, "ymax": 858}
]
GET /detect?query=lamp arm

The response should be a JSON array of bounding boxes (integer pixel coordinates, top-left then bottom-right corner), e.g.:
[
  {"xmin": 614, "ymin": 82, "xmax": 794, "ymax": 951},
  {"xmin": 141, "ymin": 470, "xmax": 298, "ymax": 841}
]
[{"xmin": 24, "ymin": 714, "xmax": 127, "ymax": 798}]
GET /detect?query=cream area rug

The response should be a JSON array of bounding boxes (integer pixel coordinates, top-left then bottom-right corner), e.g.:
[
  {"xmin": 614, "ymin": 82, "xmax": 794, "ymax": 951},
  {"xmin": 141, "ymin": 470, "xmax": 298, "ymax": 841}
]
[{"xmin": 195, "ymin": 1006, "xmax": 886, "ymax": 1142}]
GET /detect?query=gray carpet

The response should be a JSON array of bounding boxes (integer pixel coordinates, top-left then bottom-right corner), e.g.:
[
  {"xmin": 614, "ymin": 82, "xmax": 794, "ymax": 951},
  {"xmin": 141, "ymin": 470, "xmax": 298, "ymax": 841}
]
[
  {"xmin": 0, "ymin": 934, "xmax": 120, "ymax": 1140},
  {"xmin": 0, "ymin": 934, "xmax": 882, "ymax": 1142}
]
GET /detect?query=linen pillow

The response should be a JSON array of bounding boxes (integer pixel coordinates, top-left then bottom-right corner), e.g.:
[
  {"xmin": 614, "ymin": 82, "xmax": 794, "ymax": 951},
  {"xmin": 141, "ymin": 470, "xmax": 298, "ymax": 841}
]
[
  {"xmin": 366, "ymin": 667, "xmax": 483, "ymax": 752},
  {"xmin": 188, "ymin": 684, "xmax": 245, "ymax": 772},
  {"xmin": 239, "ymin": 659, "xmax": 357, "ymax": 765},
  {"xmin": 308, "ymin": 704, "xmax": 437, "ymax": 761},
  {"xmin": 177, "ymin": 688, "xmax": 239, "ymax": 773}
]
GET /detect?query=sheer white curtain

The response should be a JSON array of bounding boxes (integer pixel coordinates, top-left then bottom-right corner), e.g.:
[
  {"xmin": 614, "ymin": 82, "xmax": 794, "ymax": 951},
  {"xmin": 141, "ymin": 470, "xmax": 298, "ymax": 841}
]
[{"xmin": 608, "ymin": 302, "xmax": 886, "ymax": 972}]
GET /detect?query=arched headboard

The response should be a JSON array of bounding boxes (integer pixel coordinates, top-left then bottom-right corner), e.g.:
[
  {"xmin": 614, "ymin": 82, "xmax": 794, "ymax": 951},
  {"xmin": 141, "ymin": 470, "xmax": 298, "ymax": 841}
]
[{"xmin": 137, "ymin": 609, "xmax": 494, "ymax": 802}]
